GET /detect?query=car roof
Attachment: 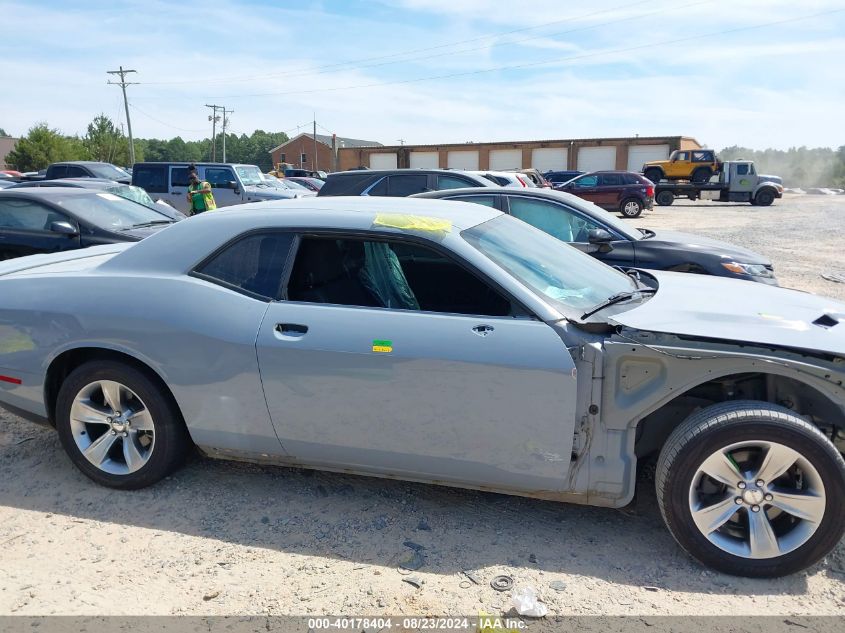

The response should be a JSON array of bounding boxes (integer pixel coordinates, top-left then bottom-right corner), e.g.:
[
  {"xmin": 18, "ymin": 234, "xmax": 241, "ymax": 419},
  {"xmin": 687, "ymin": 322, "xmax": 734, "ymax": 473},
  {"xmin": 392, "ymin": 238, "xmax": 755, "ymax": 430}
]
[
  {"xmin": 0, "ymin": 186, "xmax": 112, "ymax": 198},
  {"xmin": 411, "ymin": 185, "xmax": 606, "ymax": 211},
  {"xmin": 51, "ymin": 161, "xmax": 115, "ymax": 166},
  {"xmin": 330, "ymin": 169, "xmax": 474, "ymax": 176}
]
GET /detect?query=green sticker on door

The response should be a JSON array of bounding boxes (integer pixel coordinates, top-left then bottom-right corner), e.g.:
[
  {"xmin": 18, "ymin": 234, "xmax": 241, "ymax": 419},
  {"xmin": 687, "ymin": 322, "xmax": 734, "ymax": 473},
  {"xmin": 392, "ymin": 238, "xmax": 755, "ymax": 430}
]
[{"xmin": 372, "ymin": 339, "xmax": 393, "ymax": 353}]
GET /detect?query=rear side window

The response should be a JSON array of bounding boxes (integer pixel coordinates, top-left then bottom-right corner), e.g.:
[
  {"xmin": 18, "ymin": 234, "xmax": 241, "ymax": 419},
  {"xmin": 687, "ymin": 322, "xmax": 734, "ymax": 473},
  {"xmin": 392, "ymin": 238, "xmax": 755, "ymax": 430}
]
[
  {"xmin": 622, "ymin": 174, "xmax": 641, "ymax": 185},
  {"xmin": 599, "ymin": 174, "xmax": 622, "ymax": 186},
  {"xmin": 171, "ymin": 167, "xmax": 191, "ymax": 188},
  {"xmin": 389, "ymin": 174, "xmax": 428, "ymax": 196},
  {"xmin": 437, "ymin": 174, "xmax": 473, "ymax": 190},
  {"xmin": 365, "ymin": 177, "xmax": 388, "ymax": 196},
  {"xmin": 49, "ymin": 165, "xmax": 68, "ymax": 179},
  {"xmin": 134, "ymin": 166, "xmax": 168, "ymax": 194},
  {"xmin": 449, "ymin": 195, "xmax": 497, "ymax": 207},
  {"xmin": 66, "ymin": 166, "xmax": 89, "ymax": 177},
  {"xmin": 196, "ymin": 232, "xmax": 295, "ymax": 300}
]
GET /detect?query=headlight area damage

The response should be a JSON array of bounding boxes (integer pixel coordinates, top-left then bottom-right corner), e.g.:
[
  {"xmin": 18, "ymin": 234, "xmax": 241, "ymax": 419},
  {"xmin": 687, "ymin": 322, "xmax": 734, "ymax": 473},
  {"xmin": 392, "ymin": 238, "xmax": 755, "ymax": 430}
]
[{"xmin": 566, "ymin": 328, "xmax": 845, "ymax": 510}]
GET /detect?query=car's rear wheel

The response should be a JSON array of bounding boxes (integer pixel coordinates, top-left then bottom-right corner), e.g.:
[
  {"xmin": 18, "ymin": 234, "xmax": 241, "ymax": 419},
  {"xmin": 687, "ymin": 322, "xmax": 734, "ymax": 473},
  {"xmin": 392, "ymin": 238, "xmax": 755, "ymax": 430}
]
[
  {"xmin": 644, "ymin": 168, "xmax": 662, "ymax": 184},
  {"xmin": 692, "ymin": 168, "xmax": 712, "ymax": 183},
  {"xmin": 620, "ymin": 198, "xmax": 644, "ymax": 218},
  {"xmin": 754, "ymin": 190, "xmax": 775, "ymax": 206},
  {"xmin": 656, "ymin": 190, "xmax": 675, "ymax": 206},
  {"xmin": 56, "ymin": 360, "xmax": 190, "ymax": 489},
  {"xmin": 656, "ymin": 401, "xmax": 845, "ymax": 577}
]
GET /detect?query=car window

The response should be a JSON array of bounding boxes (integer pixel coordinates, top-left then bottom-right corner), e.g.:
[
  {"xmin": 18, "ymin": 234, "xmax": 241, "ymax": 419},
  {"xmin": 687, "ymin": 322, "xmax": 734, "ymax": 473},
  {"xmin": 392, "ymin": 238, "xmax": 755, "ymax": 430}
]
[
  {"xmin": 437, "ymin": 174, "xmax": 474, "ymax": 190},
  {"xmin": 622, "ymin": 173, "xmax": 641, "ymax": 185},
  {"xmin": 692, "ymin": 151, "xmax": 711, "ymax": 162},
  {"xmin": 196, "ymin": 232, "xmax": 295, "ymax": 300},
  {"xmin": 736, "ymin": 164, "xmax": 749, "ymax": 175},
  {"xmin": 134, "ymin": 165, "xmax": 168, "ymax": 193},
  {"xmin": 365, "ymin": 177, "xmax": 388, "ymax": 196},
  {"xmin": 389, "ymin": 174, "xmax": 428, "ymax": 196},
  {"xmin": 599, "ymin": 173, "xmax": 622, "ymax": 186},
  {"xmin": 508, "ymin": 197, "xmax": 602, "ymax": 243},
  {"xmin": 49, "ymin": 165, "xmax": 68, "ymax": 179},
  {"xmin": 205, "ymin": 167, "xmax": 236, "ymax": 188},
  {"xmin": 88, "ymin": 164, "xmax": 130, "ymax": 180},
  {"xmin": 448, "ymin": 195, "xmax": 497, "ymax": 207},
  {"xmin": 0, "ymin": 198, "xmax": 70, "ymax": 231},
  {"xmin": 573, "ymin": 175, "xmax": 598, "ymax": 187},
  {"xmin": 287, "ymin": 236, "xmax": 513, "ymax": 316},
  {"xmin": 170, "ymin": 167, "xmax": 191, "ymax": 188},
  {"xmin": 53, "ymin": 193, "xmax": 169, "ymax": 229},
  {"xmin": 674, "ymin": 152, "xmax": 689, "ymax": 161}
]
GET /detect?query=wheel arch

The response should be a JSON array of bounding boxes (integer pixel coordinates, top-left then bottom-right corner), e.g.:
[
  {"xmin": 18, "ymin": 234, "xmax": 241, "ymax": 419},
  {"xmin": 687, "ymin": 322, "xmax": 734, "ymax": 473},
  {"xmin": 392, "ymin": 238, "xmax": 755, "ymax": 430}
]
[
  {"xmin": 633, "ymin": 370, "xmax": 845, "ymax": 460},
  {"xmin": 44, "ymin": 347, "xmax": 183, "ymax": 429}
]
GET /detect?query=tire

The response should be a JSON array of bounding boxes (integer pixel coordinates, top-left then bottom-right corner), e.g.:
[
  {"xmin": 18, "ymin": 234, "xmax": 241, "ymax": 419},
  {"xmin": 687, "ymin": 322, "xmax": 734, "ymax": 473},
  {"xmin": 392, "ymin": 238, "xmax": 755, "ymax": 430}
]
[
  {"xmin": 56, "ymin": 360, "xmax": 190, "ymax": 490},
  {"xmin": 692, "ymin": 168, "xmax": 712, "ymax": 183},
  {"xmin": 644, "ymin": 168, "xmax": 662, "ymax": 184},
  {"xmin": 656, "ymin": 190, "xmax": 675, "ymax": 206},
  {"xmin": 656, "ymin": 401, "xmax": 845, "ymax": 577},
  {"xmin": 754, "ymin": 190, "xmax": 775, "ymax": 206},
  {"xmin": 620, "ymin": 198, "xmax": 644, "ymax": 218}
]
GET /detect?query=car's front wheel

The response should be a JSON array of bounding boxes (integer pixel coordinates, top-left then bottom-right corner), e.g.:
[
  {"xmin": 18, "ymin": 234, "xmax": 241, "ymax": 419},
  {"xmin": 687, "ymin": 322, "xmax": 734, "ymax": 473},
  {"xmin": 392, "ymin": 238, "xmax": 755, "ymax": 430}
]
[
  {"xmin": 754, "ymin": 190, "xmax": 775, "ymax": 206},
  {"xmin": 56, "ymin": 360, "xmax": 190, "ymax": 489},
  {"xmin": 620, "ymin": 198, "xmax": 644, "ymax": 218},
  {"xmin": 656, "ymin": 401, "xmax": 845, "ymax": 577}
]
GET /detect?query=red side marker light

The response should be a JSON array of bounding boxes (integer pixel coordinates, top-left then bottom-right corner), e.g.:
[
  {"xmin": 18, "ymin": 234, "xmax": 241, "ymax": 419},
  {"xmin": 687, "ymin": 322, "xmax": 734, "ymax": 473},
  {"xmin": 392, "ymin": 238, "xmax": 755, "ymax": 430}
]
[{"xmin": 0, "ymin": 375, "xmax": 22, "ymax": 385}]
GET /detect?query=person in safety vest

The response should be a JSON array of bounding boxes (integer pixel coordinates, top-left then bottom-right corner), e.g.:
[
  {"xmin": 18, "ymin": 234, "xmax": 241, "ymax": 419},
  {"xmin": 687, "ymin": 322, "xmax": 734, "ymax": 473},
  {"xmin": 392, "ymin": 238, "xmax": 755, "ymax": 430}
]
[{"xmin": 187, "ymin": 172, "xmax": 217, "ymax": 215}]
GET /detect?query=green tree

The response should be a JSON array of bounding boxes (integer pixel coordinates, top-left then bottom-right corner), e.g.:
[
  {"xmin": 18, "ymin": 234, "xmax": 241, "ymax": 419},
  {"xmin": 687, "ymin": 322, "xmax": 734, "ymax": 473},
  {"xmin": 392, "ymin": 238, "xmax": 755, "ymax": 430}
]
[
  {"xmin": 84, "ymin": 114, "xmax": 122, "ymax": 162},
  {"xmin": 5, "ymin": 123, "xmax": 89, "ymax": 171},
  {"xmin": 0, "ymin": 128, "xmax": 8, "ymax": 137}
]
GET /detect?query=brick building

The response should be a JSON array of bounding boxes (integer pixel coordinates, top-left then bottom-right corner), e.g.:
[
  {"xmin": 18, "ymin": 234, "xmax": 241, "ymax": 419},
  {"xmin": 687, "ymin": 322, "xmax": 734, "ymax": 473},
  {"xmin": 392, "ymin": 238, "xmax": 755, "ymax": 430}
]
[
  {"xmin": 269, "ymin": 133, "xmax": 382, "ymax": 172},
  {"xmin": 336, "ymin": 136, "xmax": 701, "ymax": 173}
]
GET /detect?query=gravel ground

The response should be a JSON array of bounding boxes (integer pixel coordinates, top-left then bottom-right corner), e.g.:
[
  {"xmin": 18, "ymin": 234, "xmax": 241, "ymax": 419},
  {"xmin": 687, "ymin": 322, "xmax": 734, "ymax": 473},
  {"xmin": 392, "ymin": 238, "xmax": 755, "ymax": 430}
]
[{"xmin": 1, "ymin": 194, "xmax": 844, "ymax": 618}]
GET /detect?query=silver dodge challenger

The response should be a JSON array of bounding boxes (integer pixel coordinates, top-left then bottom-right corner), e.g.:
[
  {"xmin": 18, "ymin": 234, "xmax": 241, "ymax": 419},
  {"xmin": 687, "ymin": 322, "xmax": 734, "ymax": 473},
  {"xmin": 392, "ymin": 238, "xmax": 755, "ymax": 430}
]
[{"xmin": 0, "ymin": 197, "xmax": 843, "ymax": 578}]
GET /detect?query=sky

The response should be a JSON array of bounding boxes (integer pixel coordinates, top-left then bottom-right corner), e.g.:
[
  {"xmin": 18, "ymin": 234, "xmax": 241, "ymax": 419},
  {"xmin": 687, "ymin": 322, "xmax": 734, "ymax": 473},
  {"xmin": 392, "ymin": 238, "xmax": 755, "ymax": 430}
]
[{"xmin": 1, "ymin": 0, "xmax": 843, "ymax": 150}]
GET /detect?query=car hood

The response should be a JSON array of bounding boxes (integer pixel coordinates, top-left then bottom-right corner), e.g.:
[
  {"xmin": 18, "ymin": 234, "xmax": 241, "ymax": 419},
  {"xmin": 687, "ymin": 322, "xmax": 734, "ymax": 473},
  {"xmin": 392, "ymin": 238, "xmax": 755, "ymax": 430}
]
[
  {"xmin": 609, "ymin": 270, "xmax": 845, "ymax": 356},
  {"xmin": 112, "ymin": 224, "xmax": 172, "ymax": 240},
  {"xmin": 244, "ymin": 185, "xmax": 298, "ymax": 199},
  {"xmin": 641, "ymin": 230, "xmax": 771, "ymax": 265}
]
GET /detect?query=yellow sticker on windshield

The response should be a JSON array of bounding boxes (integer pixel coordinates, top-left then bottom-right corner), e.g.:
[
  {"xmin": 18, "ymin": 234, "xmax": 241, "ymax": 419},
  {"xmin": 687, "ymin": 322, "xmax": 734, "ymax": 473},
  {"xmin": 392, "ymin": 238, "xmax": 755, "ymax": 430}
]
[{"xmin": 373, "ymin": 213, "xmax": 451, "ymax": 236}]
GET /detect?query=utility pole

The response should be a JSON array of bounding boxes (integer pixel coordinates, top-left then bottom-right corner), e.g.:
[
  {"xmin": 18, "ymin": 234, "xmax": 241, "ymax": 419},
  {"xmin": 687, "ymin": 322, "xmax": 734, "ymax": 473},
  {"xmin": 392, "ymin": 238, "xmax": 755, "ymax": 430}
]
[
  {"xmin": 313, "ymin": 114, "xmax": 318, "ymax": 172},
  {"xmin": 107, "ymin": 66, "xmax": 138, "ymax": 165},
  {"xmin": 205, "ymin": 104, "xmax": 221, "ymax": 161},
  {"xmin": 221, "ymin": 107, "xmax": 234, "ymax": 162}
]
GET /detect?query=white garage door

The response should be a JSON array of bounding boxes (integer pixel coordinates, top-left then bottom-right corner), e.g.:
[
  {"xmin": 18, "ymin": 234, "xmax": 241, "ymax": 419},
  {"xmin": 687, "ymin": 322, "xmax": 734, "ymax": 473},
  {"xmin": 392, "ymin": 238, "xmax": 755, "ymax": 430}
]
[
  {"xmin": 447, "ymin": 150, "xmax": 479, "ymax": 170},
  {"xmin": 531, "ymin": 148, "xmax": 568, "ymax": 172},
  {"xmin": 488, "ymin": 149, "xmax": 522, "ymax": 170},
  {"xmin": 409, "ymin": 151, "xmax": 439, "ymax": 169},
  {"xmin": 627, "ymin": 144, "xmax": 670, "ymax": 172},
  {"xmin": 369, "ymin": 153, "xmax": 398, "ymax": 169},
  {"xmin": 577, "ymin": 146, "xmax": 617, "ymax": 172}
]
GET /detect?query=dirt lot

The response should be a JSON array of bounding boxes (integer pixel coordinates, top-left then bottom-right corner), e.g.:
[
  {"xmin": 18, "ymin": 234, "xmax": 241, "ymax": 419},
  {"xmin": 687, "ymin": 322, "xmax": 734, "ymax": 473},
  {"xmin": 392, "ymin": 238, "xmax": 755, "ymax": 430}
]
[{"xmin": 1, "ymin": 195, "xmax": 844, "ymax": 618}]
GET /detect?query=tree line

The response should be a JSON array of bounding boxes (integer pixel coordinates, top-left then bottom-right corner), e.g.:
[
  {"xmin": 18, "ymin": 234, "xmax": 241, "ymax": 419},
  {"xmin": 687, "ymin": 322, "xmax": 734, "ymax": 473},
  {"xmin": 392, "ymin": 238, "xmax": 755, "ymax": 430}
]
[
  {"xmin": 716, "ymin": 145, "xmax": 845, "ymax": 188},
  {"xmin": 4, "ymin": 116, "xmax": 289, "ymax": 172}
]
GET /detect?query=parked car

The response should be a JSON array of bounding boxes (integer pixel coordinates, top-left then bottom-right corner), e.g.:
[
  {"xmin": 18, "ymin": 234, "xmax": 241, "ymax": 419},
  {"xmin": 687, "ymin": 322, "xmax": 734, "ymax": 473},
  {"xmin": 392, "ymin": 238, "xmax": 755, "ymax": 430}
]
[
  {"xmin": 0, "ymin": 179, "xmax": 15, "ymax": 189},
  {"xmin": 132, "ymin": 162, "xmax": 301, "ymax": 213},
  {"xmin": 6, "ymin": 178, "xmax": 186, "ymax": 220},
  {"xmin": 412, "ymin": 187, "xmax": 775, "ymax": 284},
  {"xmin": 45, "ymin": 161, "xmax": 131, "ymax": 184},
  {"xmin": 508, "ymin": 168, "xmax": 552, "ymax": 188},
  {"xmin": 317, "ymin": 169, "xmax": 497, "ymax": 197},
  {"xmin": 642, "ymin": 149, "xmax": 721, "ymax": 184},
  {"xmin": 0, "ymin": 188, "xmax": 176, "ymax": 260},
  {"xmin": 285, "ymin": 176, "xmax": 325, "ymax": 192},
  {"xmin": 258, "ymin": 173, "xmax": 316, "ymax": 198},
  {"xmin": 556, "ymin": 171, "xmax": 654, "ymax": 217},
  {"xmin": 469, "ymin": 170, "xmax": 536, "ymax": 188},
  {"xmin": 544, "ymin": 170, "xmax": 584, "ymax": 187},
  {"xmin": 0, "ymin": 196, "xmax": 843, "ymax": 578}
]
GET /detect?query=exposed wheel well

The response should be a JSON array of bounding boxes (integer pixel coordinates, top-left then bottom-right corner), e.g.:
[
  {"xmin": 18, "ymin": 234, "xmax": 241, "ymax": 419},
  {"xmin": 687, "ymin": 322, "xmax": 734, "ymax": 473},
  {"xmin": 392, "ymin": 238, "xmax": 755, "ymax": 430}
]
[
  {"xmin": 634, "ymin": 372, "xmax": 845, "ymax": 459},
  {"xmin": 44, "ymin": 348, "xmax": 182, "ymax": 428}
]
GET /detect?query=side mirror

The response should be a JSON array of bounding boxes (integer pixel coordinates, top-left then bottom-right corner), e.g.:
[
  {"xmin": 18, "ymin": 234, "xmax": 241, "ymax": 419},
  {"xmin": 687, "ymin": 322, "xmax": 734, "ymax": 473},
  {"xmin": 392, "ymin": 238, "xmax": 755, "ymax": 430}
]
[
  {"xmin": 50, "ymin": 220, "xmax": 78, "ymax": 236},
  {"xmin": 587, "ymin": 228, "xmax": 614, "ymax": 252}
]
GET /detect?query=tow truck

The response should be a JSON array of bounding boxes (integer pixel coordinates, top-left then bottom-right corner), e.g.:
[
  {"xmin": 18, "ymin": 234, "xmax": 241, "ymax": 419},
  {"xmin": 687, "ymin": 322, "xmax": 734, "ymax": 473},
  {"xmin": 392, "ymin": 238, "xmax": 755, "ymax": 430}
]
[{"xmin": 653, "ymin": 160, "xmax": 783, "ymax": 207}]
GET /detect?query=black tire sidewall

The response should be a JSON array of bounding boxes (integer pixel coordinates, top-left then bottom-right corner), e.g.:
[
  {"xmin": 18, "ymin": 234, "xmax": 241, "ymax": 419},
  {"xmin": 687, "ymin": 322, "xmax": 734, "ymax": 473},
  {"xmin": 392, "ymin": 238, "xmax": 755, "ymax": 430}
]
[
  {"xmin": 692, "ymin": 168, "xmax": 711, "ymax": 183},
  {"xmin": 56, "ymin": 360, "xmax": 187, "ymax": 490},
  {"xmin": 644, "ymin": 169, "xmax": 662, "ymax": 183},
  {"xmin": 620, "ymin": 198, "xmax": 643, "ymax": 217},
  {"xmin": 663, "ymin": 418, "xmax": 845, "ymax": 577},
  {"xmin": 656, "ymin": 191, "xmax": 674, "ymax": 206},
  {"xmin": 755, "ymin": 191, "xmax": 774, "ymax": 206}
]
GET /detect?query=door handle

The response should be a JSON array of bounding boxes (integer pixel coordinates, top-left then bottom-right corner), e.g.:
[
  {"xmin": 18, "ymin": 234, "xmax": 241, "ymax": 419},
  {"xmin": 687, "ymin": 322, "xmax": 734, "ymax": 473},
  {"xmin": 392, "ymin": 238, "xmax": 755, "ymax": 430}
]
[
  {"xmin": 472, "ymin": 324, "xmax": 494, "ymax": 337},
  {"xmin": 275, "ymin": 323, "xmax": 309, "ymax": 339}
]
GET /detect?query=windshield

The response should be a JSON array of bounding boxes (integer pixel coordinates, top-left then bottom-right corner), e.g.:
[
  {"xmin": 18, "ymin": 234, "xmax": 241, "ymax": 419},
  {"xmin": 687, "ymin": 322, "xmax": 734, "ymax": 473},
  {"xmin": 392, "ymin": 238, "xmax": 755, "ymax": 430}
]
[
  {"xmin": 55, "ymin": 193, "xmax": 171, "ymax": 230},
  {"xmin": 88, "ymin": 164, "xmax": 131, "ymax": 180},
  {"xmin": 236, "ymin": 165, "xmax": 264, "ymax": 186},
  {"xmin": 104, "ymin": 184, "xmax": 160, "ymax": 210},
  {"xmin": 463, "ymin": 215, "xmax": 634, "ymax": 315},
  {"xmin": 280, "ymin": 179, "xmax": 310, "ymax": 191}
]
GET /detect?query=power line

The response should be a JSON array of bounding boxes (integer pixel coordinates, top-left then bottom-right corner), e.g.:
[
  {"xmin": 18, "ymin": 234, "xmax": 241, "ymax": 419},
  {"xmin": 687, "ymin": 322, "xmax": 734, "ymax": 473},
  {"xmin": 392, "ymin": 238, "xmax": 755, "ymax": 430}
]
[
  {"xmin": 128, "ymin": 104, "xmax": 207, "ymax": 133},
  {"xmin": 106, "ymin": 66, "xmax": 138, "ymax": 164},
  {"xmin": 135, "ymin": 0, "xmax": 654, "ymax": 86},
  {"xmin": 211, "ymin": 7, "xmax": 844, "ymax": 100}
]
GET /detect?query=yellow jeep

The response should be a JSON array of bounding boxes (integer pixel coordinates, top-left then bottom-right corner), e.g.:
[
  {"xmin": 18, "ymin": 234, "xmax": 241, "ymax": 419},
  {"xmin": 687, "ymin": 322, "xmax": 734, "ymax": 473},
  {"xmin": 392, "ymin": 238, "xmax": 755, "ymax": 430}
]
[{"xmin": 642, "ymin": 149, "xmax": 720, "ymax": 183}]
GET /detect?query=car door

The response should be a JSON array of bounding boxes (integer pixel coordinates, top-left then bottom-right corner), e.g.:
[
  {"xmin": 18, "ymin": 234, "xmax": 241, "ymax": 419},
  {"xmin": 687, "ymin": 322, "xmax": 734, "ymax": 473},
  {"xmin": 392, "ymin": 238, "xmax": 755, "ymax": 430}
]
[
  {"xmin": 255, "ymin": 233, "xmax": 578, "ymax": 492},
  {"xmin": 504, "ymin": 195, "xmax": 635, "ymax": 268},
  {"xmin": 203, "ymin": 166, "xmax": 242, "ymax": 208},
  {"xmin": 165, "ymin": 165, "xmax": 192, "ymax": 212},
  {"xmin": 666, "ymin": 151, "xmax": 689, "ymax": 178},
  {"xmin": 0, "ymin": 197, "xmax": 81, "ymax": 259},
  {"xmin": 596, "ymin": 173, "xmax": 623, "ymax": 208},
  {"xmin": 560, "ymin": 174, "xmax": 602, "ymax": 206}
]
